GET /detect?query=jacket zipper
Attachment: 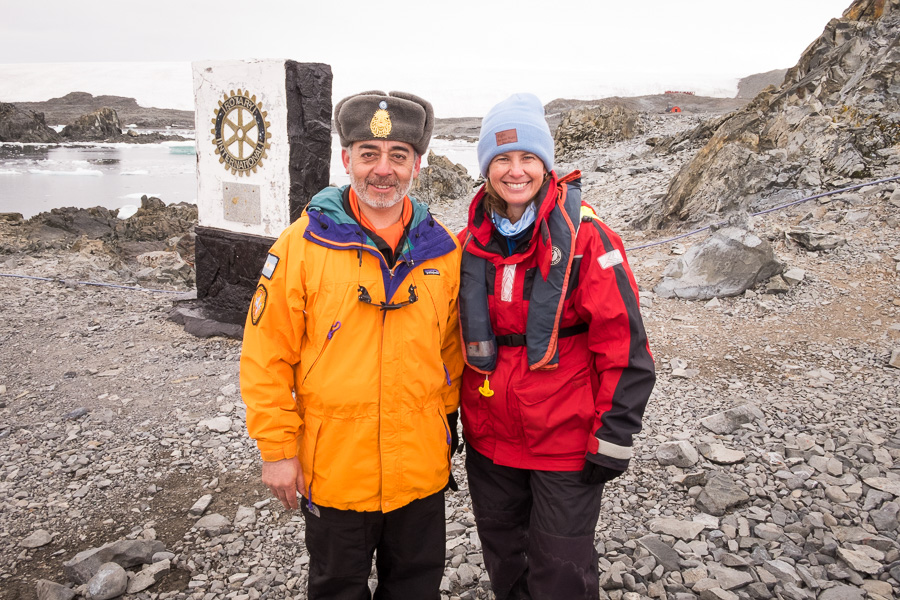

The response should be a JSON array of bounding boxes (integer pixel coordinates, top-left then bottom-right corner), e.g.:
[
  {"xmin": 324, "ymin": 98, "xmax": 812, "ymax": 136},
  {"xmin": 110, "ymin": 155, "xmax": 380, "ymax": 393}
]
[{"xmin": 300, "ymin": 319, "xmax": 343, "ymax": 387}]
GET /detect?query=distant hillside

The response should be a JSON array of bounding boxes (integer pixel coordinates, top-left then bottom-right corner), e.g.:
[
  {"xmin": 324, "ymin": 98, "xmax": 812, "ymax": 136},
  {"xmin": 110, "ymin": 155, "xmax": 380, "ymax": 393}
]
[
  {"xmin": 433, "ymin": 94, "xmax": 752, "ymax": 141},
  {"xmin": 544, "ymin": 94, "xmax": 747, "ymax": 116},
  {"xmin": 12, "ymin": 92, "xmax": 194, "ymax": 129},
  {"xmin": 543, "ymin": 94, "xmax": 748, "ymax": 133},
  {"xmin": 736, "ymin": 69, "xmax": 788, "ymax": 99}
]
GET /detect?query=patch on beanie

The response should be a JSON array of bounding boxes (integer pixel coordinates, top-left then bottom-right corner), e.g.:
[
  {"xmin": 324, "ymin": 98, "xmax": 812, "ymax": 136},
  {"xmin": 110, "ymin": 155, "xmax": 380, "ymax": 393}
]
[{"xmin": 495, "ymin": 129, "xmax": 518, "ymax": 145}]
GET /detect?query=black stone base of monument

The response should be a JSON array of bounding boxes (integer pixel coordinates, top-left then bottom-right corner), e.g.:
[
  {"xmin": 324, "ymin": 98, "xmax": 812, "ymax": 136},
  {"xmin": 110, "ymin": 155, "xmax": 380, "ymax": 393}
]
[{"xmin": 177, "ymin": 225, "xmax": 275, "ymax": 337}]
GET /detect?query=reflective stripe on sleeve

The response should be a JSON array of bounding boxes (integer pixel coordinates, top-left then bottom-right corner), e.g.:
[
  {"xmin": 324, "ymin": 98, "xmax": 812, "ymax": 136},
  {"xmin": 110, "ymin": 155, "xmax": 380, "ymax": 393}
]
[{"xmin": 596, "ymin": 438, "xmax": 633, "ymax": 460}]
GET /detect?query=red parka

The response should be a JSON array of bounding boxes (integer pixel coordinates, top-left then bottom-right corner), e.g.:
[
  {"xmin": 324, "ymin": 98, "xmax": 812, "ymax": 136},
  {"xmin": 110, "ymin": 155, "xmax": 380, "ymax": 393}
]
[{"xmin": 458, "ymin": 171, "xmax": 655, "ymax": 472}]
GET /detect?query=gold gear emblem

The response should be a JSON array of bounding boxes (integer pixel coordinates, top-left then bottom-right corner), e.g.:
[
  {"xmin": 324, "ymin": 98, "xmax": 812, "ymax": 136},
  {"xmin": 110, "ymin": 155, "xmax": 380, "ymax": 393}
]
[{"xmin": 211, "ymin": 89, "xmax": 272, "ymax": 176}]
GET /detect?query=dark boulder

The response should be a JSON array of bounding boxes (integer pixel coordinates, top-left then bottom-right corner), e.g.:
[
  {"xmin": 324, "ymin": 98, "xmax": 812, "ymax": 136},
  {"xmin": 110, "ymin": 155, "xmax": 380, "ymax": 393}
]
[
  {"xmin": 61, "ymin": 107, "xmax": 122, "ymax": 141},
  {"xmin": 0, "ymin": 103, "xmax": 61, "ymax": 143}
]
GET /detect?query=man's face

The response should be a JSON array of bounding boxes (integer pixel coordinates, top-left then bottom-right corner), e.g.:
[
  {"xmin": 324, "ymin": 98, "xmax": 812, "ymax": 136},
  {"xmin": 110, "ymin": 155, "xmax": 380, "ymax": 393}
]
[{"xmin": 342, "ymin": 140, "xmax": 421, "ymax": 210}]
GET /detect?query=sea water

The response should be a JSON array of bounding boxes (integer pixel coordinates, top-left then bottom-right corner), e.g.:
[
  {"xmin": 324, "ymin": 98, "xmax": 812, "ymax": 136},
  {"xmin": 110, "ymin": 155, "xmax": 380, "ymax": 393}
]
[
  {"xmin": 0, "ymin": 134, "xmax": 479, "ymax": 220},
  {"xmin": 0, "ymin": 136, "xmax": 197, "ymax": 219}
]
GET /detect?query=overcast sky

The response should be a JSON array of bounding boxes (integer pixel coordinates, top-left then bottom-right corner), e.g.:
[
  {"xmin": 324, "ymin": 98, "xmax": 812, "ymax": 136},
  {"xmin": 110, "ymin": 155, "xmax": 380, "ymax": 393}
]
[{"xmin": 0, "ymin": 0, "xmax": 853, "ymax": 116}]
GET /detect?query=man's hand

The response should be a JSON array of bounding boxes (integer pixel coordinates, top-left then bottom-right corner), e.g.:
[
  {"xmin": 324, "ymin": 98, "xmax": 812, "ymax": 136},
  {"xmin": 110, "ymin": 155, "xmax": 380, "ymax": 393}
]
[
  {"xmin": 447, "ymin": 411, "xmax": 461, "ymax": 455},
  {"xmin": 261, "ymin": 457, "xmax": 306, "ymax": 510}
]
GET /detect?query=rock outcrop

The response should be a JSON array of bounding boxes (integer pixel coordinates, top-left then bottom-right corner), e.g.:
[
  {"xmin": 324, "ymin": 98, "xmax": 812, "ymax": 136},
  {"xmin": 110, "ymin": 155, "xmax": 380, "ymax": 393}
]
[
  {"xmin": 0, "ymin": 102, "xmax": 62, "ymax": 143},
  {"xmin": 637, "ymin": 0, "xmax": 900, "ymax": 229},
  {"xmin": 61, "ymin": 107, "xmax": 122, "ymax": 141},
  {"xmin": 411, "ymin": 151, "xmax": 475, "ymax": 205},
  {"xmin": 0, "ymin": 195, "xmax": 197, "ymax": 267},
  {"xmin": 554, "ymin": 104, "xmax": 645, "ymax": 160}
]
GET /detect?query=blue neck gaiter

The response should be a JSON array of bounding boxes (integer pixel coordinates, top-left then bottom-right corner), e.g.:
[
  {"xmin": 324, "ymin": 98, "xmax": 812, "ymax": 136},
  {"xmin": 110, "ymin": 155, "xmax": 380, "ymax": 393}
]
[{"xmin": 492, "ymin": 203, "xmax": 536, "ymax": 237}]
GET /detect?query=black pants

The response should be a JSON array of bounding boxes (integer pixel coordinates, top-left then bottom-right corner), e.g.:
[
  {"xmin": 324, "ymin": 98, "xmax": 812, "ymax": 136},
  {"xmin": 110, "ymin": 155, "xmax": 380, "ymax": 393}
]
[
  {"xmin": 465, "ymin": 445, "xmax": 605, "ymax": 600},
  {"xmin": 300, "ymin": 491, "xmax": 445, "ymax": 600}
]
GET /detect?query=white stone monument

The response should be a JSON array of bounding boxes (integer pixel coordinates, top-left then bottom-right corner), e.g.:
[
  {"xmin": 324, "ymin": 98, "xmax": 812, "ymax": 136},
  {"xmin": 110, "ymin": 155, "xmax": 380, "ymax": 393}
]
[{"xmin": 176, "ymin": 59, "xmax": 332, "ymax": 336}]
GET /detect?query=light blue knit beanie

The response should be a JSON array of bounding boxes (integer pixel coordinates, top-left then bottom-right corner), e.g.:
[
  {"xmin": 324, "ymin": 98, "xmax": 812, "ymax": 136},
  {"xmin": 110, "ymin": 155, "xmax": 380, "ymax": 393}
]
[{"xmin": 477, "ymin": 93, "xmax": 554, "ymax": 178}]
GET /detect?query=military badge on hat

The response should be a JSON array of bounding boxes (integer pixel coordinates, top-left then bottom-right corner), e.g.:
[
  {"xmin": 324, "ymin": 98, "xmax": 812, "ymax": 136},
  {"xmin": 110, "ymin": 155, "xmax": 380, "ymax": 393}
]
[{"xmin": 370, "ymin": 104, "xmax": 392, "ymax": 138}]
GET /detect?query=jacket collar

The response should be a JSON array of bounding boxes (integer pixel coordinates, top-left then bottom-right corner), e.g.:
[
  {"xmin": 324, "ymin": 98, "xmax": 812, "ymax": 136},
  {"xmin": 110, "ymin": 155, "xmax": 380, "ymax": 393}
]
[
  {"xmin": 466, "ymin": 171, "xmax": 558, "ymax": 272},
  {"xmin": 468, "ymin": 172, "xmax": 557, "ymax": 247},
  {"xmin": 304, "ymin": 185, "xmax": 456, "ymax": 264}
]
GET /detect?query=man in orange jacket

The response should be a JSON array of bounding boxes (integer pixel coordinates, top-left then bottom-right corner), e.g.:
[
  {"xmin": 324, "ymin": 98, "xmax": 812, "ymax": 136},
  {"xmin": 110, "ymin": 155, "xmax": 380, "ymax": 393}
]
[{"xmin": 240, "ymin": 91, "xmax": 463, "ymax": 599}]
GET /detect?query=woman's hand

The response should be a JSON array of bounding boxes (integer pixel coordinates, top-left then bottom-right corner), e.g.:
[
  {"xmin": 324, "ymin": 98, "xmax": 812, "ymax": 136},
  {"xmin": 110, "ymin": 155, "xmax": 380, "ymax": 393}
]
[{"xmin": 580, "ymin": 459, "xmax": 624, "ymax": 485}]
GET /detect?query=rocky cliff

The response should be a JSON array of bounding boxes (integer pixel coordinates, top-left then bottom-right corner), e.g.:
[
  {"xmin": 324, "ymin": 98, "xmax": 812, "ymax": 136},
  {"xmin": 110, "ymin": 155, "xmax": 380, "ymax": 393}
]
[
  {"xmin": 0, "ymin": 103, "xmax": 61, "ymax": 143},
  {"xmin": 637, "ymin": 0, "xmax": 900, "ymax": 229}
]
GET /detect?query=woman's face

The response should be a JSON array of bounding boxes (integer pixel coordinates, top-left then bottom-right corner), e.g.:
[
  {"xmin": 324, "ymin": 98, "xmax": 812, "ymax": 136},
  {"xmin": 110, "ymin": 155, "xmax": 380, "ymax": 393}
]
[{"xmin": 487, "ymin": 151, "xmax": 546, "ymax": 209}]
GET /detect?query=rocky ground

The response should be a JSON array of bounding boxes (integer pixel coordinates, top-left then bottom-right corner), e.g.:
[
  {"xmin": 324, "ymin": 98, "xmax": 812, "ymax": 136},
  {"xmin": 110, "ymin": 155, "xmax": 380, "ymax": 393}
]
[{"xmin": 1, "ymin": 110, "xmax": 899, "ymax": 600}]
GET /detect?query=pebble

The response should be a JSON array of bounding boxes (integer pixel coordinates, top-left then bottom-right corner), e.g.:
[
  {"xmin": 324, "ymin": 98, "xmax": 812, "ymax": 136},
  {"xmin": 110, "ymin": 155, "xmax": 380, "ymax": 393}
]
[
  {"xmin": 189, "ymin": 494, "xmax": 213, "ymax": 516},
  {"xmin": 126, "ymin": 558, "xmax": 171, "ymax": 594},
  {"xmin": 648, "ymin": 517, "xmax": 705, "ymax": 541},
  {"xmin": 20, "ymin": 529, "xmax": 53, "ymax": 548},
  {"xmin": 199, "ymin": 416, "xmax": 232, "ymax": 433},
  {"xmin": 656, "ymin": 440, "xmax": 699, "ymax": 467},
  {"xmin": 864, "ymin": 477, "xmax": 900, "ymax": 497},
  {"xmin": 698, "ymin": 443, "xmax": 746, "ymax": 465}
]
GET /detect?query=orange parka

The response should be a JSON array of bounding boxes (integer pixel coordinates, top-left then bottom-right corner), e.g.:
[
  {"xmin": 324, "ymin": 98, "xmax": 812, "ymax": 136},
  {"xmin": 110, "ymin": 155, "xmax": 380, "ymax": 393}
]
[{"xmin": 240, "ymin": 185, "xmax": 463, "ymax": 513}]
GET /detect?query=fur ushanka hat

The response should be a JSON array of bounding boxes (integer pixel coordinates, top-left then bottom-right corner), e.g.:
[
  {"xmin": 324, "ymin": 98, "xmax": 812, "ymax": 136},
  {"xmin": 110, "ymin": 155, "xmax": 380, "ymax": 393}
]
[{"xmin": 334, "ymin": 90, "xmax": 434, "ymax": 156}]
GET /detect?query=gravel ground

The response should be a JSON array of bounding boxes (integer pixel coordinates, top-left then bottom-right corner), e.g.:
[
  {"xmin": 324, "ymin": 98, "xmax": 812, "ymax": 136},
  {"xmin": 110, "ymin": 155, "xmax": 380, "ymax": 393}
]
[{"xmin": 2, "ymin": 111, "xmax": 899, "ymax": 600}]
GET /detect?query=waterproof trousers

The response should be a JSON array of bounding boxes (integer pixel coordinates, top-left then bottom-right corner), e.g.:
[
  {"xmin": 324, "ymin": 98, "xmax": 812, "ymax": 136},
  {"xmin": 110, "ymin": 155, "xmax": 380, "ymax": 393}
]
[
  {"xmin": 300, "ymin": 491, "xmax": 445, "ymax": 600},
  {"xmin": 465, "ymin": 444, "xmax": 606, "ymax": 600}
]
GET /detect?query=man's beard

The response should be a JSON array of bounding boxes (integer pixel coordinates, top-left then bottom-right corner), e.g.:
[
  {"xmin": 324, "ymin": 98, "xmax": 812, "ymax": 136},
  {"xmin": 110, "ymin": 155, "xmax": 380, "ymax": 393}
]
[{"xmin": 349, "ymin": 172, "xmax": 414, "ymax": 209}]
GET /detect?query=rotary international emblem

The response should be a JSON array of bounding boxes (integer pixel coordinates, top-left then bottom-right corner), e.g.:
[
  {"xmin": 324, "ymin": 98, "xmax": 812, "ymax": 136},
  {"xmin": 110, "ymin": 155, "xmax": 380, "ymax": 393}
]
[{"xmin": 211, "ymin": 89, "xmax": 272, "ymax": 176}]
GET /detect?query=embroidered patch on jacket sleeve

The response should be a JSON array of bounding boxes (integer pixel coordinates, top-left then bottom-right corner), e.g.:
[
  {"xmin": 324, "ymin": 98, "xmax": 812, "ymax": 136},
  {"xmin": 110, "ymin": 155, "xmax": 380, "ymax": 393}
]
[
  {"xmin": 251, "ymin": 284, "xmax": 268, "ymax": 325},
  {"xmin": 261, "ymin": 253, "xmax": 280, "ymax": 279},
  {"xmin": 598, "ymin": 249, "xmax": 623, "ymax": 270}
]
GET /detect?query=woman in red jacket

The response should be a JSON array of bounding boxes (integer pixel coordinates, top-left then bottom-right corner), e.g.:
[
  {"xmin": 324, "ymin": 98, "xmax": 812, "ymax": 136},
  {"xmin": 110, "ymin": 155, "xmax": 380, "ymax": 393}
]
[{"xmin": 458, "ymin": 93, "xmax": 656, "ymax": 600}]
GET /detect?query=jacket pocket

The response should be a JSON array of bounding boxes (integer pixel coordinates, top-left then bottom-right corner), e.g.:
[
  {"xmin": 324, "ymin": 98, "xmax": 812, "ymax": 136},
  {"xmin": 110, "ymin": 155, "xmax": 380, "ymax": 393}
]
[
  {"xmin": 514, "ymin": 369, "xmax": 592, "ymax": 456},
  {"xmin": 460, "ymin": 368, "xmax": 494, "ymax": 444}
]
